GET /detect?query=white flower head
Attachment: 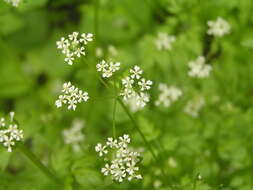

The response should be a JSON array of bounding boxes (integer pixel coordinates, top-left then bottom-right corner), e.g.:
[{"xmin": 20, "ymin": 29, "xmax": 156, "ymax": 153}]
[
  {"xmin": 184, "ymin": 96, "xmax": 205, "ymax": 118},
  {"xmin": 4, "ymin": 0, "xmax": 21, "ymax": 7},
  {"xmin": 207, "ymin": 17, "xmax": 230, "ymax": 37},
  {"xmin": 56, "ymin": 32, "xmax": 93, "ymax": 65},
  {"xmin": 155, "ymin": 84, "xmax": 182, "ymax": 107},
  {"xmin": 62, "ymin": 119, "xmax": 85, "ymax": 152},
  {"xmin": 55, "ymin": 82, "xmax": 89, "ymax": 111},
  {"xmin": 95, "ymin": 134, "xmax": 142, "ymax": 183},
  {"xmin": 96, "ymin": 60, "xmax": 121, "ymax": 78},
  {"xmin": 120, "ymin": 65, "xmax": 152, "ymax": 108},
  {"xmin": 155, "ymin": 32, "xmax": 176, "ymax": 51},
  {"xmin": 188, "ymin": 56, "xmax": 212, "ymax": 78},
  {"xmin": 0, "ymin": 112, "xmax": 24, "ymax": 152}
]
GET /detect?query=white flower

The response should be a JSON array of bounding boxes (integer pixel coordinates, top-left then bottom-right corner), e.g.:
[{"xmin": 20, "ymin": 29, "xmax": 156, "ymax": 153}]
[
  {"xmin": 120, "ymin": 66, "xmax": 152, "ymax": 108},
  {"xmin": 155, "ymin": 32, "xmax": 176, "ymax": 51},
  {"xmin": 109, "ymin": 62, "xmax": 121, "ymax": 72},
  {"xmin": 122, "ymin": 77, "xmax": 134, "ymax": 88},
  {"xmin": 75, "ymin": 47, "xmax": 85, "ymax": 57},
  {"xmin": 80, "ymin": 33, "xmax": 93, "ymax": 44},
  {"xmin": 119, "ymin": 134, "xmax": 131, "ymax": 148},
  {"xmin": 207, "ymin": 17, "xmax": 230, "ymax": 37},
  {"xmin": 106, "ymin": 138, "xmax": 118, "ymax": 148},
  {"xmin": 184, "ymin": 96, "xmax": 205, "ymax": 118},
  {"xmin": 0, "ymin": 118, "xmax": 5, "ymax": 127},
  {"xmin": 64, "ymin": 53, "xmax": 74, "ymax": 65},
  {"xmin": 3, "ymin": 136, "xmax": 15, "ymax": 152},
  {"xmin": 130, "ymin": 66, "xmax": 143, "ymax": 79},
  {"xmin": 188, "ymin": 56, "xmax": 212, "ymax": 78},
  {"xmin": 0, "ymin": 112, "xmax": 24, "ymax": 152},
  {"xmin": 56, "ymin": 82, "xmax": 89, "ymax": 111},
  {"xmin": 124, "ymin": 95, "xmax": 144, "ymax": 113},
  {"xmin": 96, "ymin": 60, "xmax": 108, "ymax": 72},
  {"xmin": 101, "ymin": 164, "xmax": 112, "ymax": 176},
  {"xmin": 138, "ymin": 78, "xmax": 153, "ymax": 91},
  {"xmin": 155, "ymin": 84, "xmax": 182, "ymax": 107},
  {"xmin": 96, "ymin": 60, "xmax": 121, "ymax": 78},
  {"xmin": 136, "ymin": 93, "xmax": 150, "ymax": 108},
  {"xmin": 62, "ymin": 119, "xmax": 85, "ymax": 152},
  {"xmin": 95, "ymin": 143, "xmax": 108, "ymax": 157},
  {"xmin": 56, "ymin": 32, "xmax": 93, "ymax": 65},
  {"xmin": 96, "ymin": 135, "xmax": 142, "ymax": 183},
  {"xmin": 4, "ymin": 0, "xmax": 21, "ymax": 7}
]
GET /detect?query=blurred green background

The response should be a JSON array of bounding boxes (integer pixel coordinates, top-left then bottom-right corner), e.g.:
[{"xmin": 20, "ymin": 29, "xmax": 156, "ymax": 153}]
[{"xmin": 1, "ymin": 0, "xmax": 253, "ymax": 189}]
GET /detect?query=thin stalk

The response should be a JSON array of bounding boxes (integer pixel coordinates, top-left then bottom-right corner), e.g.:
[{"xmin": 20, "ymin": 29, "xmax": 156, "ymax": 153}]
[
  {"xmin": 17, "ymin": 143, "xmax": 62, "ymax": 186},
  {"xmin": 112, "ymin": 80, "xmax": 117, "ymax": 138}
]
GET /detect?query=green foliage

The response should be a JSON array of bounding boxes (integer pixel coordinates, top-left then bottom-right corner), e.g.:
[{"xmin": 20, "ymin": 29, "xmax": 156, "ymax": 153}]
[{"xmin": 1, "ymin": 0, "xmax": 253, "ymax": 189}]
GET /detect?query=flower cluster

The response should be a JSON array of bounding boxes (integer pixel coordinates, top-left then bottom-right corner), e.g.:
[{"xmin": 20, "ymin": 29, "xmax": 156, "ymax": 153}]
[
  {"xmin": 62, "ymin": 119, "xmax": 85, "ymax": 152},
  {"xmin": 155, "ymin": 84, "xmax": 182, "ymax": 107},
  {"xmin": 207, "ymin": 17, "xmax": 230, "ymax": 37},
  {"xmin": 155, "ymin": 32, "xmax": 176, "ymax": 51},
  {"xmin": 4, "ymin": 0, "xmax": 21, "ymax": 6},
  {"xmin": 95, "ymin": 134, "xmax": 142, "ymax": 182},
  {"xmin": 55, "ymin": 82, "xmax": 89, "ymax": 111},
  {"xmin": 188, "ymin": 56, "xmax": 212, "ymax": 78},
  {"xmin": 0, "ymin": 112, "xmax": 23, "ymax": 152},
  {"xmin": 120, "ymin": 66, "xmax": 153, "ymax": 108},
  {"xmin": 56, "ymin": 32, "xmax": 93, "ymax": 65},
  {"xmin": 125, "ymin": 95, "xmax": 144, "ymax": 113},
  {"xmin": 96, "ymin": 60, "xmax": 121, "ymax": 78},
  {"xmin": 184, "ymin": 96, "xmax": 205, "ymax": 118}
]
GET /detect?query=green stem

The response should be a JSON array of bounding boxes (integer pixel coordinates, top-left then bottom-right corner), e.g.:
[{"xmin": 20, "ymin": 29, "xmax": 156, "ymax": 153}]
[
  {"xmin": 117, "ymin": 98, "xmax": 157, "ymax": 160},
  {"xmin": 112, "ymin": 81, "xmax": 117, "ymax": 139},
  {"xmin": 17, "ymin": 143, "xmax": 62, "ymax": 186}
]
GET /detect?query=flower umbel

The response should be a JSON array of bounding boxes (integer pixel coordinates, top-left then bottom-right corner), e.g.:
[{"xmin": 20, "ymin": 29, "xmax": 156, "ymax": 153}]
[
  {"xmin": 120, "ymin": 65, "xmax": 152, "ymax": 108},
  {"xmin": 55, "ymin": 82, "xmax": 89, "ymax": 111},
  {"xmin": 62, "ymin": 119, "xmax": 85, "ymax": 152},
  {"xmin": 155, "ymin": 84, "xmax": 183, "ymax": 107},
  {"xmin": 184, "ymin": 96, "xmax": 205, "ymax": 118},
  {"xmin": 207, "ymin": 17, "xmax": 230, "ymax": 37},
  {"xmin": 56, "ymin": 32, "xmax": 93, "ymax": 65},
  {"xmin": 0, "ymin": 112, "xmax": 24, "ymax": 152},
  {"xmin": 155, "ymin": 32, "xmax": 176, "ymax": 51},
  {"xmin": 4, "ymin": 0, "xmax": 21, "ymax": 7},
  {"xmin": 95, "ymin": 134, "xmax": 142, "ymax": 182},
  {"xmin": 96, "ymin": 60, "xmax": 121, "ymax": 78},
  {"xmin": 188, "ymin": 56, "xmax": 212, "ymax": 78}
]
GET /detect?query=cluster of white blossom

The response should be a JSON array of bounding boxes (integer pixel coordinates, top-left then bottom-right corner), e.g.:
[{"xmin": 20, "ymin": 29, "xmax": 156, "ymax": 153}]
[
  {"xmin": 207, "ymin": 17, "xmax": 230, "ymax": 37},
  {"xmin": 155, "ymin": 32, "xmax": 176, "ymax": 51},
  {"xmin": 0, "ymin": 112, "xmax": 23, "ymax": 152},
  {"xmin": 96, "ymin": 60, "xmax": 121, "ymax": 78},
  {"xmin": 55, "ymin": 82, "xmax": 89, "ymax": 111},
  {"xmin": 120, "ymin": 65, "xmax": 153, "ymax": 108},
  {"xmin": 95, "ymin": 134, "xmax": 142, "ymax": 182},
  {"xmin": 56, "ymin": 32, "xmax": 93, "ymax": 65},
  {"xmin": 155, "ymin": 83, "xmax": 182, "ymax": 107},
  {"xmin": 4, "ymin": 0, "xmax": 21, "ymax": 6},
  {"xmin": 184, "ymin": 96, "xmax": 205, "ymax": 118},
  {"xmin": 62, "ymin": 119, "xmax": 85, "ymax": 152},
  {"xmin": 188, "ymin": 56, "xmax": 212, "ymax": 78},
  {"xmin": 125, "ymin": 95, "xmax": 144, "ymax": 113}
]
